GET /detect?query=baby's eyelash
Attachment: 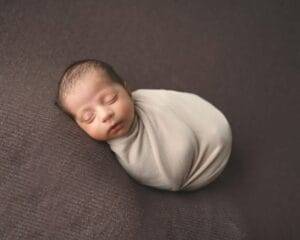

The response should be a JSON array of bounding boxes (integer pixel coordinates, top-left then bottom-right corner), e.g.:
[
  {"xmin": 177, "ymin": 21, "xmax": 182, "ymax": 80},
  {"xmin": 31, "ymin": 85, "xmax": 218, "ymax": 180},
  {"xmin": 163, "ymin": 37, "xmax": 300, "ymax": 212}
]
[
  {"xmin": 107, "ymin": 94, "xmax": 118, "ymax": 103},
  {"xmin": 81, "ymin": 95, "xmax": 118, "ymax": 123},
  {"xmin": 85, "ymin": 115, "xmax": 94, "ymax": 123},
  {"xmin": 82, "ymin": 112, "xmax": 94, "ymax": 122}
]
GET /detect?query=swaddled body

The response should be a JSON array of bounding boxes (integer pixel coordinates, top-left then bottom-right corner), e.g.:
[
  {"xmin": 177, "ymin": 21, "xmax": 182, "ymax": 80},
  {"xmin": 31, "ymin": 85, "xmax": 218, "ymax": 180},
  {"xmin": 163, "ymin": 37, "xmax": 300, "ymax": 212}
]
[{"xmin": 107, "ymin": 89, "xmax": 232, "ymax": 191}]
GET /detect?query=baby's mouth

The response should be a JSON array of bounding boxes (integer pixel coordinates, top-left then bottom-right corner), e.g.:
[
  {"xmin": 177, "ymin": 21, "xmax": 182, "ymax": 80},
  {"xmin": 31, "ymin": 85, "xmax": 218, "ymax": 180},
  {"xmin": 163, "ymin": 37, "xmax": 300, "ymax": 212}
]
[{"xmin": 108, "ymin": 121, "xmax": 123, "ymax": 134}]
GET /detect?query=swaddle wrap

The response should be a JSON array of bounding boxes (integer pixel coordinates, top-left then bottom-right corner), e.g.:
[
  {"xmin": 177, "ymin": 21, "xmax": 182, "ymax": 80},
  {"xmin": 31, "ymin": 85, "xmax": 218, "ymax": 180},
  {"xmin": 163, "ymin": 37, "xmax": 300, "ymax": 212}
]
[{"xmin": 107, "ymin": 89, "xmax": 232, "ymax": 191}]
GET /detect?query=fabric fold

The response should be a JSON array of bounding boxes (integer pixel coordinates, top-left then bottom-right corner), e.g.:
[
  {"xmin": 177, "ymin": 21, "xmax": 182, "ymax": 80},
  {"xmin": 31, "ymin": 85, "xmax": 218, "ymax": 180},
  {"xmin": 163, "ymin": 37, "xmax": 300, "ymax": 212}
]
[{"xmin": 107, "ymin": 89, "xmax": 232, "ymax": 191}]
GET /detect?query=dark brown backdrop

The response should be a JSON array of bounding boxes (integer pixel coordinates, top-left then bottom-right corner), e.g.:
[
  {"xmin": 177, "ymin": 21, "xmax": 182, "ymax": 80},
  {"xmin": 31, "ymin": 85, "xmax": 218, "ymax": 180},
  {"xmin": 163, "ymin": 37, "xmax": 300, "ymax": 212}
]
[{"xmin": 0, "ymin": 1, "xmax": 299, "ymax": 239}]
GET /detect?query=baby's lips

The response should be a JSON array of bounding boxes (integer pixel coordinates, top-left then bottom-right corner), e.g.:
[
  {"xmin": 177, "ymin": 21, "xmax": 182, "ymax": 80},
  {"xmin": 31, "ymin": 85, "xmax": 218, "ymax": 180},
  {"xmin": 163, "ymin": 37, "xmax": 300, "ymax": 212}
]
[{"xmin": 108, "ymin": 121, "xmax": 123, "ymax": 134}]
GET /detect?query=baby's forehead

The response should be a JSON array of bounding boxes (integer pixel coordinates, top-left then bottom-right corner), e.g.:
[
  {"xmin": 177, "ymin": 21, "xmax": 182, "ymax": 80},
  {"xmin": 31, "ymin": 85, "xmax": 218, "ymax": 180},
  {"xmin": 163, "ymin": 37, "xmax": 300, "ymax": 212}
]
[
  {"xmin": 74, "ymin": 70, "xmax": 112, "ymax": 90},
  {"xmin": 72, "ymin": 78, "xmax": 120, "ymax": 101}
]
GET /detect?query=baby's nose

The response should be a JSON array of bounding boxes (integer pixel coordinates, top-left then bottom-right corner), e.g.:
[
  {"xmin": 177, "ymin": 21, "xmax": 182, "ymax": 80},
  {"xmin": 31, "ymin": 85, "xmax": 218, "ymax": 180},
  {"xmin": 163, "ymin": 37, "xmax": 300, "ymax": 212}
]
[{"xmin": 98, "ymin": 107, "xmax": 114, "ymax": 123}]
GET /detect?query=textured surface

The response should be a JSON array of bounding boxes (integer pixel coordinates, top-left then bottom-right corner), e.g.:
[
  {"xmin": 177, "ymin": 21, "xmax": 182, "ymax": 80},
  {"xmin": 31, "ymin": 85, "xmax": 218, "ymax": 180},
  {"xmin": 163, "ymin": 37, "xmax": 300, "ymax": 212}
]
[
  {"xmin": 0, "ymin": 0, "xmax": 299, "ymax": 239},
  {"xmin": 108, "ymin": 89, "xmax": 233, "ymax": 192}
]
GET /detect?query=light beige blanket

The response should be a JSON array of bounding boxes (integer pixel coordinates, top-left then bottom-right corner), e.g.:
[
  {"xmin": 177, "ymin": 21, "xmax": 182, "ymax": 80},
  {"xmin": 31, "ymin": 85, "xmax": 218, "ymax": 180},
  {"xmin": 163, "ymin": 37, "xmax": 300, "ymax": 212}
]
[{"xmin": 107, "ymin": 89, "xmax": 232, "ymax": 191}]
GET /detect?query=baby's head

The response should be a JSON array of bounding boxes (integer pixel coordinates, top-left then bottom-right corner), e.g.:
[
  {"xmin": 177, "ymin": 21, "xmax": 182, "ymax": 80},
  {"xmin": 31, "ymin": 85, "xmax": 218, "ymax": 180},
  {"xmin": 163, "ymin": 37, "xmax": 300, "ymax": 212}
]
[{"xmin": 55, "ymin": 59, "xmax": 136, "ymax": 141}]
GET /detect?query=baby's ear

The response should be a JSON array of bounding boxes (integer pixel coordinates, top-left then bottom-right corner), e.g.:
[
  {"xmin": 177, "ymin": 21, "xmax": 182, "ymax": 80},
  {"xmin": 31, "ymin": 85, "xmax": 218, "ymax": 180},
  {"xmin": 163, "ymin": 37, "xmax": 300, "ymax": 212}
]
[{"xmin": 123, "ymin": 81, "xmax": 132, "ymax": 97}]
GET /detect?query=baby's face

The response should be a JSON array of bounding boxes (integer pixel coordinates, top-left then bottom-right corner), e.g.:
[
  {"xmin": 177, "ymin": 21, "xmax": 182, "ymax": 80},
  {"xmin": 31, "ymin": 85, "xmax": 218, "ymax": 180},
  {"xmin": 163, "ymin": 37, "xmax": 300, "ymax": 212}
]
[{"xmin": 63, "ymin": 69, "xmax": 135, "ymax": 141}]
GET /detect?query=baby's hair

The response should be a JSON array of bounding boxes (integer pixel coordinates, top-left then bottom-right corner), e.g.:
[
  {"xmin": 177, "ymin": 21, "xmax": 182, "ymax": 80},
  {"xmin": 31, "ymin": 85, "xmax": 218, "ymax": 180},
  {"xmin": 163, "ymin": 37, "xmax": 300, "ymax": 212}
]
[{"xmin": 55, "ymin": 59, "xmax": 127, "ymax": 120}]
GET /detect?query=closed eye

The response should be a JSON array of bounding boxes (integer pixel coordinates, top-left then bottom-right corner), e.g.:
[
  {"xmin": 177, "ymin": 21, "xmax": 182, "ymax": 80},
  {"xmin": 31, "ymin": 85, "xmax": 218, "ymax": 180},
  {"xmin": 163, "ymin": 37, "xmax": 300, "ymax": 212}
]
[
  {"xmin": 81, "ymin": 94, "xmax": 118, "ymax": 123},
  {"xmin": 106, "ymin": 94, "xmax": 118, "ymax": 104},
  {"xmin": 85, "ymin": 115, "xmax": 94, "ymax": 123},
  {"xmin": 82, "ymin": 112, "xmax": 94, "ymax": 123}
]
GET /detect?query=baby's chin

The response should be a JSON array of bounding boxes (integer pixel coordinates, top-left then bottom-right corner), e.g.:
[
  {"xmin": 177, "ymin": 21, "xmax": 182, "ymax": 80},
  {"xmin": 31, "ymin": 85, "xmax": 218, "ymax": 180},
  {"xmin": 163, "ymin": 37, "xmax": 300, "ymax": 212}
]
[{"xmin": 108, "ymin": 129, "xmax": 126, "ymax": 140}]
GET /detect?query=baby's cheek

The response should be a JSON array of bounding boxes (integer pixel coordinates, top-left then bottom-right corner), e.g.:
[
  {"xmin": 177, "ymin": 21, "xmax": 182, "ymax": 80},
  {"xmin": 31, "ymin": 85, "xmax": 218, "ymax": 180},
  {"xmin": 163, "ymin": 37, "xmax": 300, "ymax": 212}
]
[
  {"xmin": 79, "ymin": 124, "xmax": 96, "ymax": 138},
  {"xmin": 121, "ymin": 99, "xmax": 134, "ymax": 116},
  {"xmin": 89, "ymin": 125, "xmax": 107, "ymax": 141}
]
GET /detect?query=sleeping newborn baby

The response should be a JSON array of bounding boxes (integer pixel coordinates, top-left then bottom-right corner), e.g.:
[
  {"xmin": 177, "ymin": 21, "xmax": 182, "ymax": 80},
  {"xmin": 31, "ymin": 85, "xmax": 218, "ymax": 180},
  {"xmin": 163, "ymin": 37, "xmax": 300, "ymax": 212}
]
[{"xmin": 56, "ymin": 59, "xmax": 232, "ymax": 192}]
